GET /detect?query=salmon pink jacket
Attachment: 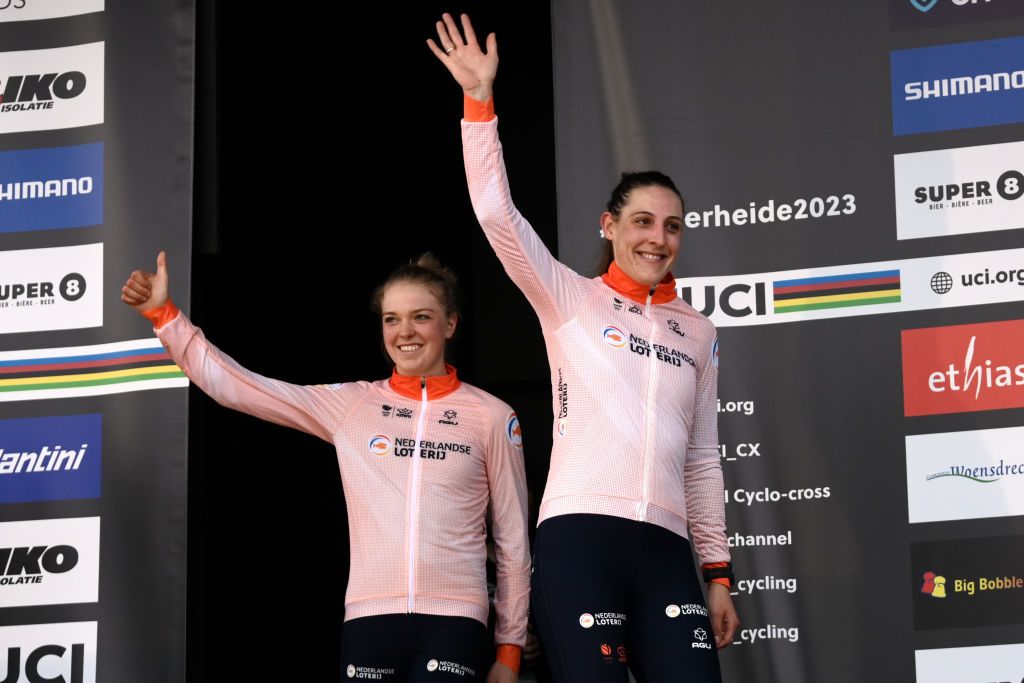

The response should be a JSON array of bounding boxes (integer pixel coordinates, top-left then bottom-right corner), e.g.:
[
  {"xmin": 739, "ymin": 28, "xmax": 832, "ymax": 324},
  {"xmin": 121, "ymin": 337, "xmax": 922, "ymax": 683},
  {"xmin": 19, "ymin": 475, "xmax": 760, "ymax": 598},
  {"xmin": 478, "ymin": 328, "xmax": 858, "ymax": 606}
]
[
  {"xmin": 462, "ymin": 107, "xmax": 730, "ymax": 567},
  {"xmin": 147, "ymin": 305, "xmax": 531, "ymax": 647}
]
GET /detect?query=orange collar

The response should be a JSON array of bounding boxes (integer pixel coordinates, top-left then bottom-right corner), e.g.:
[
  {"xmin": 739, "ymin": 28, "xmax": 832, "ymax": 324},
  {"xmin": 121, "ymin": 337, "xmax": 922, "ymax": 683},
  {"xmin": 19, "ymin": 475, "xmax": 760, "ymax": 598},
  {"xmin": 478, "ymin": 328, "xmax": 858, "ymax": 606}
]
[
  {"xmin": 601, "ymin": 261, "xmax": 678, "ymax": 305},
  {"xmin": 389, "ymin": 364, "xmax": 461, "ymax": 400}
]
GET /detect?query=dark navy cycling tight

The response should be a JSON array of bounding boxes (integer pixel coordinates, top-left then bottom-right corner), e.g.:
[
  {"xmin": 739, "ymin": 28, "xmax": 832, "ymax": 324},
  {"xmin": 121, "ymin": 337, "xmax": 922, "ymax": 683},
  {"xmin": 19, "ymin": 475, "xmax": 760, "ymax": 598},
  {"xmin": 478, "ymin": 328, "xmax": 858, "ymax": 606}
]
[
  {"xmin": 531, "ymin": 514, "xmax": 722, "ymax": 682},
  {"xmin": 341, "ymin": 613, "xmax": 487, "ymax": 681}
]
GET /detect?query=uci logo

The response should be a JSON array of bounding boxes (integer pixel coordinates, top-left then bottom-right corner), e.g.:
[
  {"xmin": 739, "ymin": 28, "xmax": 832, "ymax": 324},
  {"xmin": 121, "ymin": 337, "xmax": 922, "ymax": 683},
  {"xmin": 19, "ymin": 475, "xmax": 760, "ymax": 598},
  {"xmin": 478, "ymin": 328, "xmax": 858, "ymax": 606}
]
[
  {"xmin": 367, "ymin": 434, "xmax": 393, "ymax": 457},
  {"xmin": 680, "ymin": 282, "xmax": 768, "ymax": 319},
  {"xmin": 602, "ymin": 325, "xmax": 627, "ymax": 348}
]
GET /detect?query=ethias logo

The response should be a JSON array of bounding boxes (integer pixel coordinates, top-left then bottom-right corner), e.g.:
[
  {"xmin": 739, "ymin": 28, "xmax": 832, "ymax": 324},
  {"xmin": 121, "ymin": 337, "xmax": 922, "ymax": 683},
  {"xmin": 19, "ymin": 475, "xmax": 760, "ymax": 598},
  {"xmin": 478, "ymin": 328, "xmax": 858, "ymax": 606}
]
[{"xmin": 902, "ymin": 319, "xmax": 1024, "ymax": 416}]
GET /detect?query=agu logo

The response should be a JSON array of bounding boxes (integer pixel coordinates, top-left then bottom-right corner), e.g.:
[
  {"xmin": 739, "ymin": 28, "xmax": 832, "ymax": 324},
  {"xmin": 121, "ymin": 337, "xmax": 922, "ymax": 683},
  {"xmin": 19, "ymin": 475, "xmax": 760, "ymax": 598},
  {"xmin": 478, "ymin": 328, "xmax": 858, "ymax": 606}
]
[
  {"xmin": 602, "ymin": 325, "xmax": 626, "ymax": 348},
  {"xmin": 506, "ymin": 414, "xmax": 523, "ymax": 448},
  {"xmin": 368, "ymin": 435, "xmax": 392, "ymax": 457}
]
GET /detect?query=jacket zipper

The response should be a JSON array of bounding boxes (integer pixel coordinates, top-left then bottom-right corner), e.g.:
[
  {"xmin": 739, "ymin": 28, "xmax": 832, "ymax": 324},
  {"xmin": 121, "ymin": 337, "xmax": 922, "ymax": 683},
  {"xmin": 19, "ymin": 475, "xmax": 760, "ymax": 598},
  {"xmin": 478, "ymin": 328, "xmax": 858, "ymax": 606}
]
[
  {"xmin": 406, "ymin": 377, "xmax": 428, "ymax": 612},
  {"xmin": 639, "ymin": 285, "xmax": 658, "ymax": 522}
]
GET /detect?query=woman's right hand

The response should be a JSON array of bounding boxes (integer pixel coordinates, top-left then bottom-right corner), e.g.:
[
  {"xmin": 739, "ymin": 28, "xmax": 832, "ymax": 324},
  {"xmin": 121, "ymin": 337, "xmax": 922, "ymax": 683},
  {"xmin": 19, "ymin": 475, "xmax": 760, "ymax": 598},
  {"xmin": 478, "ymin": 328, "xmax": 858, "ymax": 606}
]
[
  {"xmin": 427, "ymin": 13, "xmax": 498, "ymax": 103},
  {"xmin": 121, "ymin": 250, "xmax": 169, "ymax": 314}
]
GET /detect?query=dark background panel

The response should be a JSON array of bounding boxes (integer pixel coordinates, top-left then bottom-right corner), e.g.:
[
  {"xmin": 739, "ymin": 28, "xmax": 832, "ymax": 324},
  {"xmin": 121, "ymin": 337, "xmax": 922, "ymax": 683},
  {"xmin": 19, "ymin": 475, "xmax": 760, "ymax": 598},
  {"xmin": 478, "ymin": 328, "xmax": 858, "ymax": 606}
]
[
  {"xmin": 188, "ymin": 3, "xmax": 555, "ymax": 680},
  {"xmin": 550, "ymin": 2, "xmax": 1024, "ymax": 682}
]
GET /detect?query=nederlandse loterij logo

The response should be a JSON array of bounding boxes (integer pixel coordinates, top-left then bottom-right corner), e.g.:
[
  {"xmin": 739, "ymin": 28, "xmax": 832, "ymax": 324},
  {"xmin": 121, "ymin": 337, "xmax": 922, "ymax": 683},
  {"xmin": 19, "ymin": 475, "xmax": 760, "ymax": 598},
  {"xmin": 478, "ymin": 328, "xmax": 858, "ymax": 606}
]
[
  {"xmin": 506, "ymin": 413, "xmax": 523, "ymax": 448},
  {"xmin": 367, "ymin": 434, "xmax": 392, "ymax": 457},
  {"xmin": 602, "ymin": 325, "xmax": 626, "ymax": 348},
  {"xmin": 902, "ymin": 319, "xmax": 1024, "ymax": 416}
]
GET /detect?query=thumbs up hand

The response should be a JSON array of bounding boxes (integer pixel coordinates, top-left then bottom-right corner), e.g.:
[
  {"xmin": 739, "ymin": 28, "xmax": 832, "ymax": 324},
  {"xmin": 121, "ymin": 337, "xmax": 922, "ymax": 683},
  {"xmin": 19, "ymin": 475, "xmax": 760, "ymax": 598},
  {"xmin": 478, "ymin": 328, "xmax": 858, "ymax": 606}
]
[{"xmin": 121, "ymin": 250, "xmax": 170, "ymax": 314}]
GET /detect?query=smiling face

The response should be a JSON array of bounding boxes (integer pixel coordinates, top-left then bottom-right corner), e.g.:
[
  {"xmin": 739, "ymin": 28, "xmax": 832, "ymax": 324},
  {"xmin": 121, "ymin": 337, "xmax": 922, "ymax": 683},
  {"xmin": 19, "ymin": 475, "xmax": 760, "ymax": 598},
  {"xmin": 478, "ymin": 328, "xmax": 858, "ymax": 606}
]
[
  {"xmin": 600, "ymin": 185, "xmax": 683, "ymax": 286},
  {"xmin": 380, "ymin": 280, "xmax": 457, "ymax": 378}
]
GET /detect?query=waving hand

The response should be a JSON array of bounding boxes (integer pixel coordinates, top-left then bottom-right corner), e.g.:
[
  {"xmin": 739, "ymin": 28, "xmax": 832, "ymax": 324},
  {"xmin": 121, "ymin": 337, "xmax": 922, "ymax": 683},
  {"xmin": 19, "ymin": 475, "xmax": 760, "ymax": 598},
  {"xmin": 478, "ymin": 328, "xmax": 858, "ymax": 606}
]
[{"xmin": 427, "ymin": 13, "xmax": 498, "ymax": 103}]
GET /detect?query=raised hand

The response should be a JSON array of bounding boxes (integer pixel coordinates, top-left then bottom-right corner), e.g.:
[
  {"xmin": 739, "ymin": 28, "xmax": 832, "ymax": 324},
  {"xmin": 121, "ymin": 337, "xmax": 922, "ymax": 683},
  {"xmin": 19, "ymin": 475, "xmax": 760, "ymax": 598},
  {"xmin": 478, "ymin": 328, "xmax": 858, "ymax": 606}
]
[
  {"xmin": 121, "ymin": 250, "xmax": 169, "ymax": 314},
  {"xmin": 427, "ymin": 13, "xmax": 498, "ymax": 102}
]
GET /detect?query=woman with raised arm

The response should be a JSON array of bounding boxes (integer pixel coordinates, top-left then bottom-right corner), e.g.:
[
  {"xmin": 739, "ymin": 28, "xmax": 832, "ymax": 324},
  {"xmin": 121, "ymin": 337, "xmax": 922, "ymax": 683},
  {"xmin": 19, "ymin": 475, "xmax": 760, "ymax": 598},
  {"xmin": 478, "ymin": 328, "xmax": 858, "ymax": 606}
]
[
  {"xmin": 122, "ymin": 252, "xmax": 528, "ymax": 682},
  {"xmin": 429, "ymin": 14, "xmax": 739, "ymax": 683}
]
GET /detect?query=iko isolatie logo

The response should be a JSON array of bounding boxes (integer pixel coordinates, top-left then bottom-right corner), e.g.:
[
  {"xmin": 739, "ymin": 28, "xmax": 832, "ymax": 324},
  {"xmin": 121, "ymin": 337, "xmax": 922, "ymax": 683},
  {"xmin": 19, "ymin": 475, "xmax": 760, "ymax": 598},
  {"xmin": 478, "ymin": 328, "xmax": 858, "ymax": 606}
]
[
  {"xmin": 0, "ymin": 517, "xmax": 99, "ymax": 608},
  {"xmin": 0, "ymin": 42, "xmax": 103, "ymax": 134}
]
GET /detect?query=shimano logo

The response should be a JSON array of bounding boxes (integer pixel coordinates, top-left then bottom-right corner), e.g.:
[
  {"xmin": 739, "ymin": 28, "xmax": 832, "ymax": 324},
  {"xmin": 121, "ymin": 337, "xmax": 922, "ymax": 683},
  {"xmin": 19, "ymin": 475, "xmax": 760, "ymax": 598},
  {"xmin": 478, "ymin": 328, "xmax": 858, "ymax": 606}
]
[
  {"xmin": 0, "ymin": 177, "xmax": 93, "ymax": 202},
  {"xmin": 905, "ymin": 70, "xmax": 1024, "ymax": 100}
]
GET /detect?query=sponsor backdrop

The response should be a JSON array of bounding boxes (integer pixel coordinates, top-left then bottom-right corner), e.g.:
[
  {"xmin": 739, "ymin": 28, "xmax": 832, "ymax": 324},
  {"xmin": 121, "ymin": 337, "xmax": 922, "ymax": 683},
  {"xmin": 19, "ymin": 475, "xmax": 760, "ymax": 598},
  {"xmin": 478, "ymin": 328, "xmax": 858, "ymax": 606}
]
[
  {"xmin": 0, "ymin": 2, "xmax": 193, "ymax": 682},
  {"xmin": 551, "ymin": 2, "xmax": 1024, "ymax": 681}
]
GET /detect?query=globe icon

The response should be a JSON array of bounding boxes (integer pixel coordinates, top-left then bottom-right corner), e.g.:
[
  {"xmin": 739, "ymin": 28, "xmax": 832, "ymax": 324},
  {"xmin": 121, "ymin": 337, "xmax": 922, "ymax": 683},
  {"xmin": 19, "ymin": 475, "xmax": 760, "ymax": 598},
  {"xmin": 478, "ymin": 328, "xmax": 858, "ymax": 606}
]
[{"xmin": 930, "ymin": 271, "xmax": 953, "ymax": 295}]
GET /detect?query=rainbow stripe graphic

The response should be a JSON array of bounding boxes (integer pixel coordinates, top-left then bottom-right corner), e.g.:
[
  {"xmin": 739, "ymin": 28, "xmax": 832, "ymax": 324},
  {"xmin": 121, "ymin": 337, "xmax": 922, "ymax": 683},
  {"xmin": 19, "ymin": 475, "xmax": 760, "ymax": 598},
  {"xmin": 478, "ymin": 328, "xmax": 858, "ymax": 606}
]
[
  {"xmin": 0, "ymin": 339, "xmax": 187, "ymax": 402},
  {"xmin": 773, "ymin": 270, "xmax": 902, "ymax": 313}
]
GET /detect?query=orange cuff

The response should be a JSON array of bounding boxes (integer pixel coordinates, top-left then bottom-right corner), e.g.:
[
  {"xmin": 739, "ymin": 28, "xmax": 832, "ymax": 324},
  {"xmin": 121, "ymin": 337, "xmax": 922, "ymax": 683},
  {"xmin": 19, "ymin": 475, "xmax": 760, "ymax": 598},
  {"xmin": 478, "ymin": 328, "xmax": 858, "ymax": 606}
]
[
  {"xmin": 141, "ymin": 299, "xmax": 180, "ymax": 330},
  {"xmin": 495, "ymin": 644, "xmax": 521, "ymax": 673},
  {"xmin": 710, "ymin": 578, "xmax": 732, "ymax": 589},
  {"xmin": 463, "ymin": 93, "xmax": 495, "ymax": 122}
]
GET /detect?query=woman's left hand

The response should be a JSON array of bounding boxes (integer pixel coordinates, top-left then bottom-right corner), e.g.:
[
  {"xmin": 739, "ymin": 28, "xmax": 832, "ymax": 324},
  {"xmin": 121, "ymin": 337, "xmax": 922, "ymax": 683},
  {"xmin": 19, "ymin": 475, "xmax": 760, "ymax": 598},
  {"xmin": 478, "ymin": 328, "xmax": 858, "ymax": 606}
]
[
  {"xmin": 707, "ymin": 583, "xmax": 740, "ymax": 649},
  {"xmin": 485, "ymin": 661, "xmax": 518, "ymax": 683},
  {"xmin": 427, "ymin": 13, "xmax": 498, "ymax": 103}
]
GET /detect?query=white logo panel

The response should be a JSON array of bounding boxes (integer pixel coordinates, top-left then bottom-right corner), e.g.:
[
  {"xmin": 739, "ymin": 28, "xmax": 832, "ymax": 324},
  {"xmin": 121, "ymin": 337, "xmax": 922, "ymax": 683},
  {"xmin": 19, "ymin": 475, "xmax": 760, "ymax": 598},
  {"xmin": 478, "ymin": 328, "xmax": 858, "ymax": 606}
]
[
  {"xmin": 0, "ymin": 0, "xmax": 104, "ymax": 22},
  {"xmin": 916, "ymin": 642, "xmax": 1024, "ymax": 682},
  {"xmin": 0, "ymin": 243, "xmax": 102, "ymax": 334},
  {"xmin": 895, "ymin": 141, "xmax": 1024, "ymax": 240},
  {"xmin": 0, "ymin": 517, "xmax": 100, "ymax": 607},
  {"xmin": 906, "ymin": 426, "xmax": 1024, "ymax": 524},
  {"xmin": 0, "ymin": 42, "xmax": 104, "ymax": 133},
  {"xmin": 0, "ymin": 621, "xmax": 97, "ymax": 683},
  {"xmin": 677, "ymin": 247, "xmax": 1024, "ymax": 327}
]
